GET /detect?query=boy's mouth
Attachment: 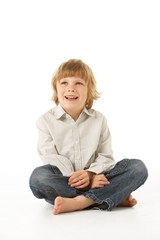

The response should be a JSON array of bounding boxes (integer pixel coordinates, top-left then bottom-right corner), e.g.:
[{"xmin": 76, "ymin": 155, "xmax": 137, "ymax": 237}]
[{"xmin": 65, "ymin": 95, "xmax": 79, "ymax": 102}]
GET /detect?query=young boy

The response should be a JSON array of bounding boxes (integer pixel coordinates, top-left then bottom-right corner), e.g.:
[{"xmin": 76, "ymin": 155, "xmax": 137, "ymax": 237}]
[{"xmin": 29, "ymin": 59, "xmax": 148, "ymax": 215}]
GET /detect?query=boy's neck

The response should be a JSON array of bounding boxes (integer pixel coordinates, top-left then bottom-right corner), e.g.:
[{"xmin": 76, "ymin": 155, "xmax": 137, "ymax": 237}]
[{"xmin": 62, "ymin": 107, "xmax": 84, "ymax": 122}]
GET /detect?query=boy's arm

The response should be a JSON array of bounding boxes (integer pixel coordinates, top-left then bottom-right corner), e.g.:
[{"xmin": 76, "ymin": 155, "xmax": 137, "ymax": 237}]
[
  {"xmin": 36, "ymin": 116, "xmax": 74, "ymax": 176},
  {"xmin": 85, "ymin": 116, "xmax": 116, "ymax": 174}
]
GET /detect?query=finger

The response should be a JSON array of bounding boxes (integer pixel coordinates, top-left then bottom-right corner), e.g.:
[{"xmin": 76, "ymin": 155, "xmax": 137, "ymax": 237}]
[
  {"xmin": 68, "ymin": 172, "xmax": 79, "ymax": 182},
  {"xmin": 99, "ymin": 180, "xmax": 110, "ymax": 185},
  {"xmin": 68, "ymin": 174, "xmax": 80, "ymax": 184},
  {"xmin": 95, "ymin": 178, "xmax": 109, "ymax": 184},
  {"xmin": 69, "ymin": 173, "xmax": 86, "ymax": 184},
  {"xmin": 100, "ymin": 177, "xmax": 110, "ymax": 183},
  {"xmin": 70, "ymin": 170, "xmax": 86, "ymax": 179},
  {"xmin": 91, "ymin": 180, "xmax": 110, "ymax": 188},
  {"xmin": 70, "ymin": 178, "xmax": 88, "ymax": 187},
  {"xmin": 69, "ymin": 175, "xmax": 85, "ymax": 184},
  {"xmin": 103, "ymin": 180, "xmax": 110, "ymax": 184},
  {"xmin": 69, "ymin": 176, "xmax": 82, "ymax": 185},
  {"xmin": 75, "ymin": 182, "xmax": 89, "ymax": 189},
  {"xmin": 91, "ymin": 184, "xmax": 104, "ymax": 189},
  {"xmin": 68, "ymin": 171, "xmax": 84, "ymax": 180}
]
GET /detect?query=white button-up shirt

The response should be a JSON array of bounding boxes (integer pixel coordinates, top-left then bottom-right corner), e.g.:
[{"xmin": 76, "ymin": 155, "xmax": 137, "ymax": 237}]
[{"xmin": 36, "ymin": 104, "xmax": 115, "ymax": 176}]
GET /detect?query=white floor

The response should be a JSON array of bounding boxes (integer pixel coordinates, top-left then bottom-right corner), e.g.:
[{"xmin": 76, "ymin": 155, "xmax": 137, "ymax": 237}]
[{"xmin": 0, "ymin": 167, "xmax": 160, "ymax": 240}]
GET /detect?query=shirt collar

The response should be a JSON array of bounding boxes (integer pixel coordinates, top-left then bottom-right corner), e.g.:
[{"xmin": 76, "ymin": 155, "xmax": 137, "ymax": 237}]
[
  {"xmin": 54, "ymin": 104, "xmax": 66, "ymax": 119},
  {"xmin": 54, "ymin": 104, "xmax": 95, "ymax": 120}
]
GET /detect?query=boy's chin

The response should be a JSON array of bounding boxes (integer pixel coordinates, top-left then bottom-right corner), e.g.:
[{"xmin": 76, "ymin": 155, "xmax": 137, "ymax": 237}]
[{"xmin": 63, "ymin": 103, "xmax": 84, "ymax": 111}]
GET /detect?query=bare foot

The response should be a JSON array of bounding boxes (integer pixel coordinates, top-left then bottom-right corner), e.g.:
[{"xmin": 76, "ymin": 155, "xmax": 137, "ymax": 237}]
[
  {"xmin": 53, "ymin": 196, "xmax": 95, "ymax": 215},
  {"xmin": 117, "ymin": 195, "xmax": 137, "ymax": 207}
]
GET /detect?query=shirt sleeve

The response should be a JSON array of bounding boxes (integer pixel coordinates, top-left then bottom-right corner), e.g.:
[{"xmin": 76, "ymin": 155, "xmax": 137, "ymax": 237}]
[
  {"xmin": 36, "ymin": 116, "xmax": 74, "ymax": 176},
  {"xmin": 85, "ymin": 116, "xmax": 116, "ymax": 174}
]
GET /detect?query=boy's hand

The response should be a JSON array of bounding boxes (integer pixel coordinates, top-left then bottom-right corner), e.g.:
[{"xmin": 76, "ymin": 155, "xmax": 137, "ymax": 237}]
[
  {"xmin": 68, "ymin": 170, "xmax": 95, "ymax": 189},
  {"xmin": 90, "ymin": 174, "xmax": 110, "ymax": 189}
]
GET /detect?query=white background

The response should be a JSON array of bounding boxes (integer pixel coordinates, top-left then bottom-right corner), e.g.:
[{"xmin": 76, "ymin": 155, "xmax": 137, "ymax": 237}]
[{"xmin": 0, "ymin": 0, "xmax": 160, "ymax": 239}]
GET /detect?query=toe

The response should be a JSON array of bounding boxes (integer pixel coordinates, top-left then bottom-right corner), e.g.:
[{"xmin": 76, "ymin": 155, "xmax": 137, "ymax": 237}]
[{"xmin": 128, "ymin": 195, "xmax": 133, "ymax": 201}]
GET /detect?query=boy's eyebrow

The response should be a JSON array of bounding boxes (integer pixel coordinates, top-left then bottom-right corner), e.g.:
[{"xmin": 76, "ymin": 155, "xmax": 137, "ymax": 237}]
[
  {"xmin": 74, "ymin": 78, "xmax": 86, "ymax": 82},
  {"xmin": 59, "ymin": 78, "xmax": 86, "ymax": 83},
  {"xmin": 76, "ymin": 79, "xmax": 85, "ymax": 83}
]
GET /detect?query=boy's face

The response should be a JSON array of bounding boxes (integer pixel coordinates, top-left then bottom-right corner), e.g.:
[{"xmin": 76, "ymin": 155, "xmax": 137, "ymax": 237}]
[{"xmin": 56, "ymin": 76, "xmax": 88, "ymax": 119}]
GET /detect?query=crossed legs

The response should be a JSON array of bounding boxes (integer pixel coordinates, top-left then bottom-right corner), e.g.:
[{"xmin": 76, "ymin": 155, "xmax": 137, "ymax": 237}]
[{"xmin": 29, "ymin": 159, "xmax": 148, "ymax": 215}]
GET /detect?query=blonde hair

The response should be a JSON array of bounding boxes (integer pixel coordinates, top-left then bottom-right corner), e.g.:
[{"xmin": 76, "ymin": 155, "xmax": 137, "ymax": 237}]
[{"xmin": 51, "ymin": 59, "xmax": 101, "ymax": 109}]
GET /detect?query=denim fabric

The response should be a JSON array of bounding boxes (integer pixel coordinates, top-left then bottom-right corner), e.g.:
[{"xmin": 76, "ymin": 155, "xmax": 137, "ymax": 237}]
[{"xmin": 29, "ymin": 159, "xmax": 148, "ymax": 211}]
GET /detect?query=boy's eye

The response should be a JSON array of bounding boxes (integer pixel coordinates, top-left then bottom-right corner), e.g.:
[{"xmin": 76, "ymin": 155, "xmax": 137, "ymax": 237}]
[
  {"xmin": 76, "ymin": 82, "xmax": 83, "ymax": 85},
  {"xmin": 61, "ymin": 82, "xmax": 67, "ymax": 85}
]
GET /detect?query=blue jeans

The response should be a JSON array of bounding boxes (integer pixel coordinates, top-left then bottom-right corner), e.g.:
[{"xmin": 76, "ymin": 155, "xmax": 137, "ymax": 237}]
[{"xmin": 29, "ymin": 159, "xmax": 148, "ymax": 211}]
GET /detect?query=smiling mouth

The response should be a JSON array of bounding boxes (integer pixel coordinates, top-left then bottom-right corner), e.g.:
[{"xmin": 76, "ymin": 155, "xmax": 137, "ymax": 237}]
[{"xmin": 65, "ymin": 96, "xmax": 79, "ymax": 100}]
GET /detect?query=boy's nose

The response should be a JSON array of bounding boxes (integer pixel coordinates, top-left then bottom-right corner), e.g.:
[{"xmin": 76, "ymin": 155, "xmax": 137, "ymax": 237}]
[
  {"xmin": 67, "ymin": 86, "xmax": 76, "ymax": 92},
  {"xmin": 68, "ymin": 89, "xmax": 75, "ymax": 92}
]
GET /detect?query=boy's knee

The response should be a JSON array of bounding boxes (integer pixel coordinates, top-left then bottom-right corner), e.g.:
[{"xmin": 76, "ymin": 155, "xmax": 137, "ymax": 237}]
[
  {"xmin": 129, "ymin": 159, "xmax": 148, "ymax": 181},
  {"xmin": 29, "ymin": 166, "xmax": 44, "ymax": 189},
  {"xmin": 29, "ymin": 165, "xmax": 50, "ymax": 187},
  {"xmin": 29, "ymin": 164, "xmax": 62, "ymax": 189},
  {"xmin": 29, "ymin": 166, "xmax": 49, "ymax": 199}
]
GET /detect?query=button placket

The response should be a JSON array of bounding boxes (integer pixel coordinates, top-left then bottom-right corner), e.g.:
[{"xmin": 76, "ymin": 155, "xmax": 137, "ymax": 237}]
[{"xmin": 72, "ymin": 124, "xmax": 81, "ymax": 170}]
